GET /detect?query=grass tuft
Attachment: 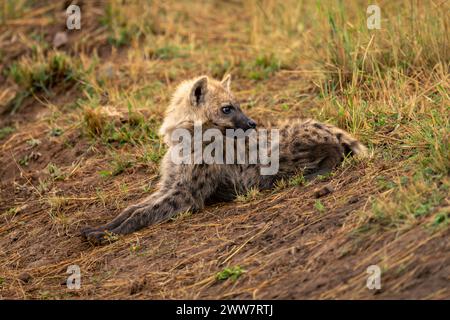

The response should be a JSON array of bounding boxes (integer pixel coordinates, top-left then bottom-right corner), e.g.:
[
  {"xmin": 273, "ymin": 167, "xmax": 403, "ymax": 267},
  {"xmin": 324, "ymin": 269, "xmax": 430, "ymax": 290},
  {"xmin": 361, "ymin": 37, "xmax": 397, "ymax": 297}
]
[{"xmin": 216, "ymin": 266, "xmax": 245, "ymax": 281}]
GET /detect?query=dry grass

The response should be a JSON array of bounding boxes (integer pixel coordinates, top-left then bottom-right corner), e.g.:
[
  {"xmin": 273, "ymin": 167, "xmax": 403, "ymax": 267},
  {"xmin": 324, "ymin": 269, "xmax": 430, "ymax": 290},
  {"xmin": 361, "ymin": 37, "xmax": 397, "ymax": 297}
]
[{"xmin": 0, "ymin": 0, "xmax": 448, "ymax": 299}]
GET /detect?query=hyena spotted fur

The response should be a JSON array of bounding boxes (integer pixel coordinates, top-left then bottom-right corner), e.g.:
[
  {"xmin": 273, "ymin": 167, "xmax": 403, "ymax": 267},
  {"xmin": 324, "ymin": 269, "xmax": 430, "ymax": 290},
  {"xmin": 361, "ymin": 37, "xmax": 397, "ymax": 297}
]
[{"xmin": 82, "ymin": 75, "xmax": 368, "ymax": 244}]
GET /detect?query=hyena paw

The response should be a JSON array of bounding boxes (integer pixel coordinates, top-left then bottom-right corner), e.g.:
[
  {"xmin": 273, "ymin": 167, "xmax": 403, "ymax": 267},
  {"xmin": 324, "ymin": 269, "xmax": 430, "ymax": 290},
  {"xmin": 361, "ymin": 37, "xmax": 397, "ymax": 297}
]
[
  {"xmin": 86, "ymin": 231, "xmax": 119, "ymax": 245},
  {"xmin": 82, "ymin": 229, "xmax": 119, "ymax": 245},
  {"xmin": 85, "ymin": 231, "xmax": 108, "ymax": 245},
  {"xmin": 80, "ymin": 226, "xmax": 98, "ymax": 239}
]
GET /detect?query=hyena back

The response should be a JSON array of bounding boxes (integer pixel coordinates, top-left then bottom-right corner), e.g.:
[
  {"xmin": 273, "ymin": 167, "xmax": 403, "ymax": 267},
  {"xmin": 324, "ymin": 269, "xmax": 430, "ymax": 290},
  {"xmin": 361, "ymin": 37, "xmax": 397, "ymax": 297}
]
[{"xmin": 82, "ymin": 75, "xmax": 367, "ymax": 244}]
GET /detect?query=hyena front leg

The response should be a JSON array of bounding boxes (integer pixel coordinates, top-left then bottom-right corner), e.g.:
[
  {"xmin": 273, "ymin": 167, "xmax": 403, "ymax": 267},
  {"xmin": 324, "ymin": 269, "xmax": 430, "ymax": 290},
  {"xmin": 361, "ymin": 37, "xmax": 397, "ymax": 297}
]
[
  {"xmin": 81, "ymin": 169, "xmax": 178, "ymax": 240},
  {"xmin": 80, "ymin": 189, "xmax": 167, "ymax": 239},
  {"xmin": 84, "ymin": 166, "xmax": 219, "ymax": 245},
  {"xmin": 84, "ymin": 188, "xmax": 198, "ymax": 244}
]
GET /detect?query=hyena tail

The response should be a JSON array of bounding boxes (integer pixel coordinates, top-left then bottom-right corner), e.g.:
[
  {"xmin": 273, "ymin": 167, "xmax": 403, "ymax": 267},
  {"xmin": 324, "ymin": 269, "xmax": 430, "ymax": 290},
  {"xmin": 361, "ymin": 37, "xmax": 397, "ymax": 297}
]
[
  {"xmin": 329, "ymin": 125, "xmax": 369, "ymax": 158},
  {"xmin": 303, "ymin": 124, "xmax": 369, "ymax": 180}
]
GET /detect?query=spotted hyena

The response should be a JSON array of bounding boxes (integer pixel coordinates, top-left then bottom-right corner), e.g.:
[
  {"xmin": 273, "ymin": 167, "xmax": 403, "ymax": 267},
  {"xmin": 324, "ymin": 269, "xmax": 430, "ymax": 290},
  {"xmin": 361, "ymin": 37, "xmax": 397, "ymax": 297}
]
[{"xmin": 81, "ymin": 75, "xmax": 368, "ymax": 244}]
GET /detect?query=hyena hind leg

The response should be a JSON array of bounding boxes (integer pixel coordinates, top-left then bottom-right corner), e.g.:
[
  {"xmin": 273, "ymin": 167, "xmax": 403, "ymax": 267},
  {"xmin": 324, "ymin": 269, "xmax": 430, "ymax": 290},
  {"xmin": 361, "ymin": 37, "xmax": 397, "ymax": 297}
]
[
  {"xmin": 323, "ymin": 123, "xmax": 369, "ymax": 158},
  {"xmin": 302, "ymin": 143, "xmax": 345, "ymax": 180}
]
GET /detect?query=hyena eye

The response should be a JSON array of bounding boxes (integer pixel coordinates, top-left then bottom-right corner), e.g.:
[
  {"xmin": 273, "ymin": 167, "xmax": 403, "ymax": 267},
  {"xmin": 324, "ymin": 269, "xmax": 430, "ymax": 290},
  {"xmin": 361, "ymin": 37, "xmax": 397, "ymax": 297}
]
[{"xmin": 221, "ymin": 106, "xmax": 234, "ymax": 114}]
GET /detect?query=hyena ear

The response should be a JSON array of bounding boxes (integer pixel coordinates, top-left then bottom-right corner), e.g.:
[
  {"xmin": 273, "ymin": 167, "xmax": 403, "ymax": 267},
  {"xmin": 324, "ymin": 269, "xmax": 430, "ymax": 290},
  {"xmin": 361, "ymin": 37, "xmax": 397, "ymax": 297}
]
[
  {"xmin": 221, "ymin": 74, "xmax": 231, "ymax": 91},
  {"xmin": 190, "ymin": 76, "xmax": 208, "ymax": 107}
]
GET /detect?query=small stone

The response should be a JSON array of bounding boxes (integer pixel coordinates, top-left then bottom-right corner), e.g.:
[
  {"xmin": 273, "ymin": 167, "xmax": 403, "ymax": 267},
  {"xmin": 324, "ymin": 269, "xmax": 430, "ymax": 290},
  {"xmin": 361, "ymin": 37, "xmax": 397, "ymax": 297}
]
[
  {"xmin": 313, "ymin": 185, "xmax": 334, "ymax": 198},
  {"xmin": 29, "ymin": 151, "xmax": 41, "ymax": 161},
  {"xmin": 53, "ymin": 31, "xmax": 68, "ymax": 48},
  {"xmin": 10, "ymin": 233, "xmax": 19, "ymax": 242},
  {"xmin": 130, "ymin": 279, "xmax": 146, "ymax": 295},
  {"xmin": 18, "ymin": 272, "xmax": 32, "ymax": 283},
  {"xmin": 348, "ymin": 196, "xmax": 359, "ymax": 204}
]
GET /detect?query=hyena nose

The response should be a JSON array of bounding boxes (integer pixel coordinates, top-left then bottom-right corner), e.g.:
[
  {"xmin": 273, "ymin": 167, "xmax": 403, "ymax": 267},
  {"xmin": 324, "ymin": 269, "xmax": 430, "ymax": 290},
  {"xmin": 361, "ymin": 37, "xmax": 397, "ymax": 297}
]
[{"xmin": 247, "ymin": 120, "xmax": 257, "ymax": 129}]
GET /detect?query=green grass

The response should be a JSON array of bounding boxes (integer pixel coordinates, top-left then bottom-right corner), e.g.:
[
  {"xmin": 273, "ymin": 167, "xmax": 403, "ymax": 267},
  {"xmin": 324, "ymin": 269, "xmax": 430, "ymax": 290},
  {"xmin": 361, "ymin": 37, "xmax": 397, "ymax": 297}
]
[
  {"xmin": 149, "ymin": 45, "xmax": 187, "ymax": 60},
  {"xmin": 317, "ymin": 172, "xmax": 334, "ymax": 181},
  {"xmin": 83, "ymin": 104, "xmax": 161, "ymax": 148},
  {"xmin": 100, "ymin": 0, "xmax": 157, "ymax": 46},
  {"xmin": 209, "ymin": 59, "xmax": 232, "ymax": 79},
  {"xmin": 289, "ymin": 172, "xmax": 306, "ymax": 186},
  {"xmin": 242, "ymin": 54, "xmax": 282, "ymax": 80},
  {"xmin": 236, "ymin": 187, "xmax": 261, "ymax": 203},
  {"xmin": 99, "ymin": 153, "xmax": 133, "ymax": 178},
  {"xmin": 2, "ymin": 207, "xmax": 17, "ymax": 221},
  {"xmin": 318, "ymin": 0, "xmax": 448, "ymax": 90},
  {"xmin": 365, "ymin": 107, "xmax": 449, "ymax": 230},
  {"xmin": 250, "ymin": 0, "xmax": 449, "ymax": 233},
  {"xmin": 8, "ymin": 52, "xmax": 80, "ymax": 93},
  {"xmin": 432, "ymin": 211, "xmax": 449, "ymax": 228},
  {"xmin": 0, "ymin": 126, "xmax": 15, "ymax": 139},
  {"xmin": 0, "ymin": 0, "xmax": 31, "ymax": 24},
  {"xmin": 314, "ymin": 199, "xmax": 326, "ymax": 213},
  {"xmin": 82, "ymin": 102, "xmax": 165, "ymax": 170},
  {"xmin": 101, "ymin": 3, "xmax": 132, "ymax": 47},
  {"xmin": 370, "ymin": 172, "xmax": 448, "ymax": 229},
  {"xmin": 272, "ymin": 172, "xmax": 306, "ymax": 193},
  {"xmin": 216, "ymin": 266, "xmax": 245, "ymax": 281},
  {"xmin": 18, "ymin": 155, "xmax": 29, "ymax": 166},
  {"xmin": 49, "ymin": 127, "xmax": 63, "ymax": 137},
  {"xmin": 5, "ymin": 51, "xmax": 83, "ymax": 114},
  {"xmin": 47, "ymin": 163, "xmax": 66, "ymax": 181},
  {"xmin": 26, "ymin": 138, "xmax": 41, "ymax": 148}
]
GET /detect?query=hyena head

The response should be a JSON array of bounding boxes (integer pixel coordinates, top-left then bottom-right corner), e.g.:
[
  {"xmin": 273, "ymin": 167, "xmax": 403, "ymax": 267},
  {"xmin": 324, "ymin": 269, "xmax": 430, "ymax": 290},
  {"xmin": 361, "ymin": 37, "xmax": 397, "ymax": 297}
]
[{"xmin": 159, "ymin": 75, "xmax": 256, "ymax": 144}]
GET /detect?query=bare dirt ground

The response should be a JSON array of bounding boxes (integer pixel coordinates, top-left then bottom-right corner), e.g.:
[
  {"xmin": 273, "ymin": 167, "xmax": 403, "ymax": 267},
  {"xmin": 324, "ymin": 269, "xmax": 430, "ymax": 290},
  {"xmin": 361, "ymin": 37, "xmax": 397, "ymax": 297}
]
[{"xmin": 0, "ymin": 1, "xmax": 448, "ymax": 299}]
